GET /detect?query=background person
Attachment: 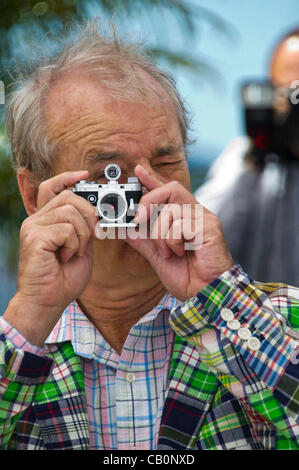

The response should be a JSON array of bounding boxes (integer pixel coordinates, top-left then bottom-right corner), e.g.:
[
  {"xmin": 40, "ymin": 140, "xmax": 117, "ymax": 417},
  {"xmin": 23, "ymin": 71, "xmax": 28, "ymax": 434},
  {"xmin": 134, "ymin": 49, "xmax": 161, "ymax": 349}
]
[{"xmin": 195, "ymin": 28, "xmax": 299, "ymax": 286}]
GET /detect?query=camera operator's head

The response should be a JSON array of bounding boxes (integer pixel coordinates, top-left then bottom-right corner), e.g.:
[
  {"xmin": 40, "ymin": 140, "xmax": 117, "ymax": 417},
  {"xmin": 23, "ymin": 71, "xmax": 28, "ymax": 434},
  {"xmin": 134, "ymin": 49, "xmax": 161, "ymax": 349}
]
[
  {"xmin": 270, "ymin": 28, "xmax": 299, "ymax": 158},
  {"xmin": 270, "ymin": 28, "xmax": 299, "ymax": 86},
  {"xmin": 242, "ymin": 28, "xmax": 299, "ymax": 162}
]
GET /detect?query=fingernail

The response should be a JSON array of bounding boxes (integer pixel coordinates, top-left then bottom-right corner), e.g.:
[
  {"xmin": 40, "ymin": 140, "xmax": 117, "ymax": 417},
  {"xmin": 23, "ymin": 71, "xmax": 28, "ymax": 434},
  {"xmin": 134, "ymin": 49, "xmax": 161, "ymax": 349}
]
[{"xmin": 136, "ymin": 164, "xmax": 148, "ymax": 174}]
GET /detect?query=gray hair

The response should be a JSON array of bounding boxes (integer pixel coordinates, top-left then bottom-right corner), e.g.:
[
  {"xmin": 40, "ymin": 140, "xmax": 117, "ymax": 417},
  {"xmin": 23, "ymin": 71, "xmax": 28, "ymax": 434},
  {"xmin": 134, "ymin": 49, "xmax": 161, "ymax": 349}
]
[{"xmin": 5, "ymin": 22, "xmax": 191, "ymax": 183}]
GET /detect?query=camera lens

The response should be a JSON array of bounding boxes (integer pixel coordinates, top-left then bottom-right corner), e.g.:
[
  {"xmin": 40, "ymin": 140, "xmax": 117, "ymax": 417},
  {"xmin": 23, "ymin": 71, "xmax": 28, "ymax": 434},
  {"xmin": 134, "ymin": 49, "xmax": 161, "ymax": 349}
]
[{"xmin": 98, "ymin": 193, "xmax": 127, "ymax": 221}]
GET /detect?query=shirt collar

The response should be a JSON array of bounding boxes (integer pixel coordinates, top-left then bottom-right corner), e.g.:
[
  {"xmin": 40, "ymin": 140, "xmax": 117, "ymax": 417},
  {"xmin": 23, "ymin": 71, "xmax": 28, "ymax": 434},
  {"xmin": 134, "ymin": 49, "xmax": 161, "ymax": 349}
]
[{"xmin": 45, "ymin": 292, "xmax": 180, "ymax": 360}]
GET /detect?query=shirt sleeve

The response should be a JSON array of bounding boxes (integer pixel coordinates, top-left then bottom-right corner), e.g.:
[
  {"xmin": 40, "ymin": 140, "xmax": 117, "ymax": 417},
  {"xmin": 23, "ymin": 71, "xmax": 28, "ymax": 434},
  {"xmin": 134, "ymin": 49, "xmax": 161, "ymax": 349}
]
[
  {"xmin": 0, "ymin": 316, "xmax": 48, "ymax": 360},
  {"xmin": 0, "ymin": 316, "xmax": 53, "ymax": 449},
  {"xmin": 169, "ymin": 265, "xmax": 299, "ymax": 404}
]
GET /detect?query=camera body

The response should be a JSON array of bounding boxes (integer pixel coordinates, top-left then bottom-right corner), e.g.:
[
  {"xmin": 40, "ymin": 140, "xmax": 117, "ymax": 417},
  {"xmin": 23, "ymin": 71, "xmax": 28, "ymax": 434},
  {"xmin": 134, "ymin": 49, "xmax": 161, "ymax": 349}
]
[
  {"xmin": 72, "ymin": 164, "xmax": 143, "ymax": 227},
  {"xmin": 241, "ymin": 80, "xmax": 299, "ymax": 160}
]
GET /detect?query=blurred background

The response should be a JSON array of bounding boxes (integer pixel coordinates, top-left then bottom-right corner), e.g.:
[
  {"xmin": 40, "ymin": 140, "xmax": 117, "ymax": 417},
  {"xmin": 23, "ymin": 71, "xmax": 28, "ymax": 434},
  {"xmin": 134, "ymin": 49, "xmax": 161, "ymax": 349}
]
[{"xmin": 0, "ymin": 0, "xmax": 298, "ymax": 311}]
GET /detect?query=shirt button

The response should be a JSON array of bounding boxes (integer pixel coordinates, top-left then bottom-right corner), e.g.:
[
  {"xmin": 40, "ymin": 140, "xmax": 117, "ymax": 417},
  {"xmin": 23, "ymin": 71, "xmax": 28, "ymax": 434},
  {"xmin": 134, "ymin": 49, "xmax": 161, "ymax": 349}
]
[
  {"xmin": 247, "ymin": 337, "xmax": 261, "ymax": 351},
  {"xmin": 126, "ymin": 372, "xmax": 136, "ymax": 383},
  {"xmin": 220, "ymin": 308, "xmax": 234, "ymax": 322},
  {"xmin": 238, "ymin": 327, "xmax": 252, "ymax": 340},
  {"xmin": 291, "ymin": 351, "xmax": 299, "ymax": 365},
  {"xmin": 227, "ymin": 319, "xmax": 241, "ymax": 330}
]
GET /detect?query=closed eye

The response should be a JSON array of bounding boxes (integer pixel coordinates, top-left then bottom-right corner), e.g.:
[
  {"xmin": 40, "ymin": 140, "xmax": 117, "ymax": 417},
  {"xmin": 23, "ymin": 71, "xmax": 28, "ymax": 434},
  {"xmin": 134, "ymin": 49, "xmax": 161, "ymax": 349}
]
[{"xmin": 152, "ymin": 160, "xmax": 182, "ymax": 168}]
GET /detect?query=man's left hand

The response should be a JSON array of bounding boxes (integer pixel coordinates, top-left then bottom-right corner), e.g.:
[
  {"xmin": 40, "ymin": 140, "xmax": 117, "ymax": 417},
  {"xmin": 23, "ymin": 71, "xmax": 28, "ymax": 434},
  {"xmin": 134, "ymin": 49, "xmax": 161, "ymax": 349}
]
[{"xmin": 126, "ymin": 165, "xmax": 234, "ymax": 302}]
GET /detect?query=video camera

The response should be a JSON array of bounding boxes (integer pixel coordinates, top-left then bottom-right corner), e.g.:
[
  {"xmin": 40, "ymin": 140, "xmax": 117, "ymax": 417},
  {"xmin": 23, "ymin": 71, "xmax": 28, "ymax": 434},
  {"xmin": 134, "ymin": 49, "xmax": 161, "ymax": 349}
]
[{"xmin": 241, "ymin": 80, "xmax": 299, "ymax": 161}]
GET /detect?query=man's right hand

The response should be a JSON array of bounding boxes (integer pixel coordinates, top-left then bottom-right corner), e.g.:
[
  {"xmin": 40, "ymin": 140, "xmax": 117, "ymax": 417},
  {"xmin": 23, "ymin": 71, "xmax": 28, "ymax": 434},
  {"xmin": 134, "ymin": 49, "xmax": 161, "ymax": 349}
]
[{"xmin": 3, "ymin": 171, "xmax": 99, "ymax": 346}]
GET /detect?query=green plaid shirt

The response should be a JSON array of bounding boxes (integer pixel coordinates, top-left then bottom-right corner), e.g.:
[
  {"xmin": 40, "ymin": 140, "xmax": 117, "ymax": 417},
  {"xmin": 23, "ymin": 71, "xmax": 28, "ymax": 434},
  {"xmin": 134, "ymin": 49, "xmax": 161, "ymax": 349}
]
[{"xmin": 0, "ymin": 265, "xmax": 298, "ymax": 450}]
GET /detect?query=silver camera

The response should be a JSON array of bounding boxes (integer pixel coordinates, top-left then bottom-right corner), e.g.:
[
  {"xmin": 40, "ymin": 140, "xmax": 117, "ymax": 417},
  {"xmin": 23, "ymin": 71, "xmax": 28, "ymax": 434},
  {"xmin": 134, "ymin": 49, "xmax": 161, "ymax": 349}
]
[{"xmin": 72, "ymin": 164, "xmax": 143, "ymax": 227}]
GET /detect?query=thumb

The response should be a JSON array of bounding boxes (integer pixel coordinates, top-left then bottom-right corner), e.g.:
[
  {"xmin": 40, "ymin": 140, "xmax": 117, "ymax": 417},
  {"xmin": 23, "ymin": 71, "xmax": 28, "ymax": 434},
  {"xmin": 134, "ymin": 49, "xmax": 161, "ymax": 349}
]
[{"xmin": 134, "ymin": 165, "xmax": 164, "ymax": 191}]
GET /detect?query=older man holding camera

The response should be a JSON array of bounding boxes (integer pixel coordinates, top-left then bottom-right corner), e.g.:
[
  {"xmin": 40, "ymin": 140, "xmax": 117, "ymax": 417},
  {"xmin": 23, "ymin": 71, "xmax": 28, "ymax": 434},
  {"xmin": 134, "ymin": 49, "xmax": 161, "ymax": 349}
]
[{"xmin": 0, "ymin": 24, "xmax": 298, "ymax": 450}]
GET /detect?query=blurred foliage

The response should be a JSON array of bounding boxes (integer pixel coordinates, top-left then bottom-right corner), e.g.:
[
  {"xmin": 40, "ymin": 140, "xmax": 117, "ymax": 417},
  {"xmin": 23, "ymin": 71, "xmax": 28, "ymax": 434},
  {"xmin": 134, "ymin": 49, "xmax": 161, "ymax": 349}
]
[
  {"xmin": 0, "ymin": 135, "xmax": 24, "ymax": 222},
  {"xmin": 0, "ymin": 132, "xmax": 26, "ymax": 271},
  {"xmin": 0, "ymin": 0, "xmax": 237, "ymax": 82},
  {"xmin": 0, "ymin": 0, "xmax": 235, "ymax": 273}
]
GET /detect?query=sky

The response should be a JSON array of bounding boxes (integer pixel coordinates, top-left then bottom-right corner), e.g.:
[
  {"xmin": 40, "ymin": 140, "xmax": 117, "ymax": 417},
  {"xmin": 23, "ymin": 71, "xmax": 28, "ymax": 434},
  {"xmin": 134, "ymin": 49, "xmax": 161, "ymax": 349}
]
[{"xmin": 172, "ymin": 0, "xmax": 299, "ymax": 165}]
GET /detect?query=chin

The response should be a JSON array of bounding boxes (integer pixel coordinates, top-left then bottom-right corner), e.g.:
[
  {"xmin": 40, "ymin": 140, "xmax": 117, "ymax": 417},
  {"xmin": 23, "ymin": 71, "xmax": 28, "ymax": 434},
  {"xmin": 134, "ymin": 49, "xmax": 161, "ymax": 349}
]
[
  {"xmin": 93, "ymin": 238, "xmax": 156, "ymax": 277},
  {"xmin": 124, "ymin": 243, "xmax": 154, "ymax": 273}
]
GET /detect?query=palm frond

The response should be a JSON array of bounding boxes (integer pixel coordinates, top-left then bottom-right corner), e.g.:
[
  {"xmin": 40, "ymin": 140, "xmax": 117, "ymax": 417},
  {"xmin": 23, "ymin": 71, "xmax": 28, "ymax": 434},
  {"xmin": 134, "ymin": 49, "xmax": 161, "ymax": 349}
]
[{"xmin": 149, "ymin": 47, "xmax": 223, "ymax": 84}]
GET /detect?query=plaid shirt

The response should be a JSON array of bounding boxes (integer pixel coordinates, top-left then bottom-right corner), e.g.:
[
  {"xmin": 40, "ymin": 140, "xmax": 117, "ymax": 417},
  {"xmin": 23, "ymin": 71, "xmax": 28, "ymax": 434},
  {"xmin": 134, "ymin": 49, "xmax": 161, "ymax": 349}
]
[
  {"xmin": 0, "ymin": 293, "xmax": 178, "ymax": 450},
  {"xmin": 0, "ymin": 265, "xmax": 298, "ymax": 450}
]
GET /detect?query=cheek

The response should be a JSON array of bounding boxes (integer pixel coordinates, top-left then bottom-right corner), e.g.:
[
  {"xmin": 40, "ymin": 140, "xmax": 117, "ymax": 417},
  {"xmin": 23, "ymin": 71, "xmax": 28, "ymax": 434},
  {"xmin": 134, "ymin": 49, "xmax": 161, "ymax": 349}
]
[{"xmin": 178, "ymin": 168, "xmax": 191, "ymax": 191}]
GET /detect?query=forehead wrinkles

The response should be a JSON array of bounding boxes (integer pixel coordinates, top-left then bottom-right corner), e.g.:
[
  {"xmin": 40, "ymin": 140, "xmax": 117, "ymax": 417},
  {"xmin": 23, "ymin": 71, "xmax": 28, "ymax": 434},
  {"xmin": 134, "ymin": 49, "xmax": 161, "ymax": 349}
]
[
  {"xmin": 48, "ymin": 105, "xmax": 171, "ymax": 149},
  {"xmin": 46, "ymin": 97, "xmax": 174, "ymax": 152},
  {"xmin": 48, "ymin": 112, "xmax": 114, "ymax": 146},
  {"xmin": 42, "ymin": 70, "xmax": 180, "ymax": 165}
]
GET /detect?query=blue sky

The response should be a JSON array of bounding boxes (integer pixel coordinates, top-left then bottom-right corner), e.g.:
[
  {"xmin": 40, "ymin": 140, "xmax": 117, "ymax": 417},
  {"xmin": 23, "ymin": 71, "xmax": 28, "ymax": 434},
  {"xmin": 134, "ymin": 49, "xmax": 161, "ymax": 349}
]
[{"xmin": 172, "ymin": 0, "xmax": 299, "ymax": 164}]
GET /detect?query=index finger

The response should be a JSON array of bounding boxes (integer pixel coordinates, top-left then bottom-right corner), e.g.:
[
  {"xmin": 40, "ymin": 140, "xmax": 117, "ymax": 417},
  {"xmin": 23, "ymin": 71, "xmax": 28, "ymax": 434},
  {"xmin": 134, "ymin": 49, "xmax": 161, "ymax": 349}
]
[
  {"xmin": 134, "ymin": 165, "xmax": 164, "ymax": 191},
  {"xmin": 37, "ymin": 170, "xmax": 89, "ymax": 209}
]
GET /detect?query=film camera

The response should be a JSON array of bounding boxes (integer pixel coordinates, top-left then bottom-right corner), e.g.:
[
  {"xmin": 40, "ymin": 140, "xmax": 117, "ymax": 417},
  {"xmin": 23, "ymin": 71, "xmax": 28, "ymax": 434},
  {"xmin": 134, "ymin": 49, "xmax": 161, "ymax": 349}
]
[
  {"xmin": 72, "ymin": 164, "xmax": 143, "ymax": 227},
  {"xmin": 242, "ymin": 80, "xmax": 299, "ymax": 160}
]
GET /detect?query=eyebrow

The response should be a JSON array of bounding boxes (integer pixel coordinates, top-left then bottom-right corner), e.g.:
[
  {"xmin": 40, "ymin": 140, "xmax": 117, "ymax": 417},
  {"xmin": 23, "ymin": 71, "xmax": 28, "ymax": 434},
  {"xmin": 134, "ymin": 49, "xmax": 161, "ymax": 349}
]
[
  {"xmin": 87, "ymin": 151, "xmax": 126, "ymax": 164},
  {"xmin": 86, "ymin": 144, "xmax": 183, "ymax": 165},
  {"xmin": 152, "ymin": 144, "xmax": 183, "ymax": 158}
]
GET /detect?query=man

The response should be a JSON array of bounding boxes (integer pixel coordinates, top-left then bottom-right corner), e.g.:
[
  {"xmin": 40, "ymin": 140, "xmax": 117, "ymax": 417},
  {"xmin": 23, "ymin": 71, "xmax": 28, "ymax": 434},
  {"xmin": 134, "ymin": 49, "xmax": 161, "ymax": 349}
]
[
  {"xmin": 0, "ymin": 23, "xmax": 298, "ymax": 450},
  {"xmin": 195, "ymin": 28, "xmax": 299, "ymax": 286}
]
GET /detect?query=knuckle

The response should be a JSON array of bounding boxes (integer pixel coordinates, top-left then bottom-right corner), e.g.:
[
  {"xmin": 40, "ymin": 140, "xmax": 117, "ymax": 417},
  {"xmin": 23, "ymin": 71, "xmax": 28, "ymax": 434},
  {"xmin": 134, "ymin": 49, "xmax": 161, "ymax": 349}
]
[
  {"xmin": 169, "ymin": 180, "xmax": 181, "ymax": 191},
  {"xmin": 60, "ymin": 189, "xmax": 72, "ymax": 200},
  {"xmin": 20, "ymin": 217, "xmax": 30, "ymax": 230},
  {"xmin": 70, "ymin": 191, "xmax": 93, "ymax": 212},
  {"xmin": 38, "ymin": 179, "xmax": 48, "ymax": 193},
  {"xmin": 64, "ymin": 222, "xmax": 75, "ymax": 235},
  {"xmin": 20, "ymin": 217, "xmax": 34, "ymax": 239},
  {"xmin": 64, "ymin": 203, "xmax": 78, "ymax": 216},
  {"xmin": 20, "ymin": 229, "xmax": 37, "ymax": 249}
]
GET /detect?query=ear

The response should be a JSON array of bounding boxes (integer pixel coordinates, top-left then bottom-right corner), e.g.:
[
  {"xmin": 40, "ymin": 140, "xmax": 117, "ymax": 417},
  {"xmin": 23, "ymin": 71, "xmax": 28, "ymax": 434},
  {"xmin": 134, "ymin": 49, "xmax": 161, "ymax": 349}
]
[{"xmin": 17, "ymin": 168, "xmax": 39, "ymax": 216}]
